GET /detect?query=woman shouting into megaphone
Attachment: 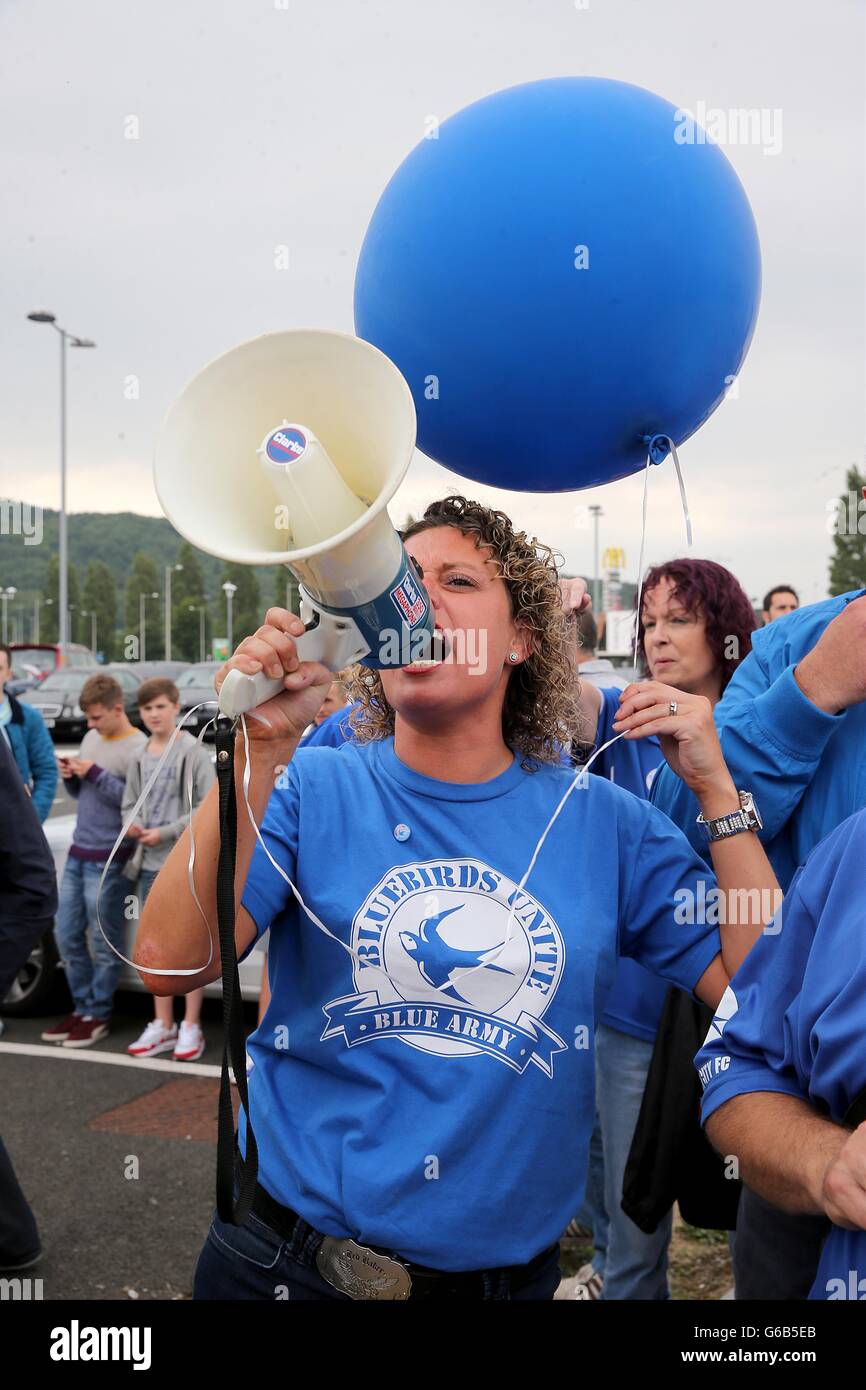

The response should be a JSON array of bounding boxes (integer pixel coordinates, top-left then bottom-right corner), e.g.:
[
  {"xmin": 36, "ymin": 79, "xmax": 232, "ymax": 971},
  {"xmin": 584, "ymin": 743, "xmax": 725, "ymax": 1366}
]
[{"xmin": 136, "ymin": 495, "xmax": 779, "ymax": 1301}]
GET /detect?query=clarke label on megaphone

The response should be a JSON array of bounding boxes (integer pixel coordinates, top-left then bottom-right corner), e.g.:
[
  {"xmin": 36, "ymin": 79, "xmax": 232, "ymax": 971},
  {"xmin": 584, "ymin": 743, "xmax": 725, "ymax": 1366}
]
[
  {"xmin": 153, "ymin": 329, "xmax": 440, "ymax": 717},
  {"xmin": 265, "ymin": 426, "xmax": 307, "ymax": 464}
]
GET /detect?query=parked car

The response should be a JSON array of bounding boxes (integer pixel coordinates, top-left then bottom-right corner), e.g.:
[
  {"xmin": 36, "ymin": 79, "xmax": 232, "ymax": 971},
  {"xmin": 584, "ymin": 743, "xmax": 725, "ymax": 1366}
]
[
  {"xmin": 0, "ymin": 813, "xmax": 267, "ymax": 1016},
  {"xmin": 119, "ymin": 660, "xmax": 192, "ymax": 683},
  {"xmin": 175, "ymin": 661, "xmax": 222, "ymax": 739},
  {"xmin": 19, "ymin": 664, "xmax": 143, "ymax": 741},
  {"xmin": 8, "ymin": 642, "xmax": 96, "ymax": 679},
  {"xmin": 6, "ymin": 666, "xmax": 43, "ymax": 698}
]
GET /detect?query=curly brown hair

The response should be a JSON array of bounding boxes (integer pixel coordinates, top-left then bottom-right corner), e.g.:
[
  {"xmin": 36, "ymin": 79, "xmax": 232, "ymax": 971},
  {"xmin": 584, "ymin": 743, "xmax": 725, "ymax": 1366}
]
[{"xmin": 344, "ymin": 496, "xmax": 581, "ymax": 767}]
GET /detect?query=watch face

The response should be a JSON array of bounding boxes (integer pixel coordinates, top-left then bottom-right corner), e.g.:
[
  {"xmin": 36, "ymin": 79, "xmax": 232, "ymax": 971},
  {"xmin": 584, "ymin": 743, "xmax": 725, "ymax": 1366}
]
[{"xmin": 737, "ymin": 793, "xmax": 762, "ymax": 830}]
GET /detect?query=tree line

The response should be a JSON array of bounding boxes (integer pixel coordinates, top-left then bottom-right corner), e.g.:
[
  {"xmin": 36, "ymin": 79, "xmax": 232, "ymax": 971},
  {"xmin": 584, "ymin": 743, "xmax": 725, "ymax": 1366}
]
[{"xmin": 35, "ymin": 544, "xmax": 302, "ymax": 662}]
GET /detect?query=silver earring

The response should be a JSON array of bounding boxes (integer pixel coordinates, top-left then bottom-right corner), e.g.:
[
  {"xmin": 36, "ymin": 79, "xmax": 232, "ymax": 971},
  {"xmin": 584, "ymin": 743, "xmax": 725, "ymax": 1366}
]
[{"xmin": 508, "ymin": 651, "xmax": 519, "ymax": 663}]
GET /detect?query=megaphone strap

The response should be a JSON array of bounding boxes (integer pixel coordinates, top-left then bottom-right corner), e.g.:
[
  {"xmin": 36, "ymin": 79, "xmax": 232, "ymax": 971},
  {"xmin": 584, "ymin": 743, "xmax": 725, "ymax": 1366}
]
[{"xmin": 214, "ymin": 715, "xmax": 258, "ymax": 1226}]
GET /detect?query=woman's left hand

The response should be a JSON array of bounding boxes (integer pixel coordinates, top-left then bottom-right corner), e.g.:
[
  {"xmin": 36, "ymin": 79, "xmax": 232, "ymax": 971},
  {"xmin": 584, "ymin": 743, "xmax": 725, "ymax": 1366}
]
[{"xmin": 612, "ymin": 681, "xmax": 731, "ymax": 798}]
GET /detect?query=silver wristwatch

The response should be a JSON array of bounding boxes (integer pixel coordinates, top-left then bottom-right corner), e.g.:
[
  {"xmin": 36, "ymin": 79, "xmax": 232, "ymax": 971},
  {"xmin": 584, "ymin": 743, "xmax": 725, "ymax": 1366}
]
[{"xmin": 697, "ymin": 791, "xmax": 763, "ymax": 841}]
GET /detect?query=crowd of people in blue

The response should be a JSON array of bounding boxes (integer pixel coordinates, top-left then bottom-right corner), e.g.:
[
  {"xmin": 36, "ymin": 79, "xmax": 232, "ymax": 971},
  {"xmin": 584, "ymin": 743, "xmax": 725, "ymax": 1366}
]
[{"xmin": 1, "ymin": 494, "xmax": 864, "ymax": 1303}]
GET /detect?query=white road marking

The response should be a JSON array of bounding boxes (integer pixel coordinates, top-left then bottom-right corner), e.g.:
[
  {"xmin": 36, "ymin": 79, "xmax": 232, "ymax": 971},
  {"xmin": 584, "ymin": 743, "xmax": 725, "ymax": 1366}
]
[{"xmin": 0, "ymin": 1040, "xmax": 223, "ymax": 1077}]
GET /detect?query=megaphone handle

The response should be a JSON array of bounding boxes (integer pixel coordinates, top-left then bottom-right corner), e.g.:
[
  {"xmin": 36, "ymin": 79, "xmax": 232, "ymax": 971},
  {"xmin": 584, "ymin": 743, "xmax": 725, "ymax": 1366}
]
[{"xmin": 217, "ymin": 611, "xmax": 370, "ymax": 718}]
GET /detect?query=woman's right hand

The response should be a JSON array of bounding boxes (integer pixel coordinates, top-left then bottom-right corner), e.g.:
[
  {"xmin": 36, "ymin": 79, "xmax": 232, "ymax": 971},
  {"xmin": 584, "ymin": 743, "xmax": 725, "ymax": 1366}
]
[{"xmin": 214, "ymin": 608, "xmax": 333, "ymax": 746}]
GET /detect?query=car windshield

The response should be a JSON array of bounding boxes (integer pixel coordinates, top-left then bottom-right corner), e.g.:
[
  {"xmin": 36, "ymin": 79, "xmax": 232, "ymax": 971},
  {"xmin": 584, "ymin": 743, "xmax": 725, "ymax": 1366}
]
[
  {"xmin": 177, "ymin": 665, "xmax": 220, "ymax": 688},
  {"xmin": 36, "ymin": 672, "xmax": 93, "ymax": 693}
]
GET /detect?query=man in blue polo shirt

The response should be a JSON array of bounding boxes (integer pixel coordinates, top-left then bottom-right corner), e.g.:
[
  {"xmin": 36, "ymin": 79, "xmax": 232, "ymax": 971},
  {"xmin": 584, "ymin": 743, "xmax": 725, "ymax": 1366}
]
[
  {"xmin": 651, "ymin": 587, "xmax": 866, "ymax": 1297},
  {"xmin": 696, "ymin": 809, "xmax": 866, "ymax": 1300}
]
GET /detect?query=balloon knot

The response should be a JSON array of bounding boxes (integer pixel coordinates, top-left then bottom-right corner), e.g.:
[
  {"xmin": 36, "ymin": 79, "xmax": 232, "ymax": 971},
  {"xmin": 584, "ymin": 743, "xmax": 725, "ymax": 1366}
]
[{"xmin": 643, "ymin": 433, "xmax": 671, "ymax": 465}]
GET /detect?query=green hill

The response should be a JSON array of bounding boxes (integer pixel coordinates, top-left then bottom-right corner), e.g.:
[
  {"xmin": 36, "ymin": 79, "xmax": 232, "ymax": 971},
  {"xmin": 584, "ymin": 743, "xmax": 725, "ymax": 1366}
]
[{"xmin": 0, "ymin": 501, "xmax": 297, "ymax": 659}]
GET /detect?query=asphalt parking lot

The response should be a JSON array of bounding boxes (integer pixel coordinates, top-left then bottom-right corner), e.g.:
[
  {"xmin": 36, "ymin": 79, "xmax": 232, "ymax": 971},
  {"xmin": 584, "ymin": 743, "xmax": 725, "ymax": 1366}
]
[{"xmin": 1, "ymin": 996, "xmax": 244, "ymax": 1301}]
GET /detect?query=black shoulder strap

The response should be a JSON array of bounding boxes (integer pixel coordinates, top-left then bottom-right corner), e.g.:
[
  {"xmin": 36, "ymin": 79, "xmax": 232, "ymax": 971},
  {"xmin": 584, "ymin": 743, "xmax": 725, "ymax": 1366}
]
[
  {"xmin": 844, "ymin": 1087, "xmax": 866, "ymax": 1130},
  {"xmin": 214, "ymin": 716, "xmax": 258, "ymax": 1225}
]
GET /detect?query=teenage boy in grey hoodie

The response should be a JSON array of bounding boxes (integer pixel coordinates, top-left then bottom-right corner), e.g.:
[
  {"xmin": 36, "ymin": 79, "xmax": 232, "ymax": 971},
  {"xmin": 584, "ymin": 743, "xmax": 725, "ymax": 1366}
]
[{"xmin": 123, "ymin": 677, "xmax": 214, "ymax": 1061}]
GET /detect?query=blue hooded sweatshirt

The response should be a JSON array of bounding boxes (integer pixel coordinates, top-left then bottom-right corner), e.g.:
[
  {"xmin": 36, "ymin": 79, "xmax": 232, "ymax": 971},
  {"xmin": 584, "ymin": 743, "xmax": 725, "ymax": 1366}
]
[
  {"xmin": 650, "ymin": 588, "xmax": 866, "ymax": 890},
  {"xmin": 0, "ymin": 692, "xmax": 58, "ymax": 822}
]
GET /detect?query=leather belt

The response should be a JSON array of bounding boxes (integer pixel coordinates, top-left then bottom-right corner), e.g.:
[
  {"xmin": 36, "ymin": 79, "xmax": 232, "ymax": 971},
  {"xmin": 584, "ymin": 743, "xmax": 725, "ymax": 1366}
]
[{"xmin": 244, "ymin": 1167, "xmax": 557, "ymax": 1300}]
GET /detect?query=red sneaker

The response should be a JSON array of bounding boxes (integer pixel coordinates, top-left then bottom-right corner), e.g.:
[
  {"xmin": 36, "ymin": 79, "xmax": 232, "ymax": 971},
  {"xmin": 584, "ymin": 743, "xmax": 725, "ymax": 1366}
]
[
  {"xmin": 41, "ymin": 1012, "xmax": 84, "ymax": 1042},
  {"xmin": 62, "ymin": 1015, "xmax": 110, "ymax": 1048}
]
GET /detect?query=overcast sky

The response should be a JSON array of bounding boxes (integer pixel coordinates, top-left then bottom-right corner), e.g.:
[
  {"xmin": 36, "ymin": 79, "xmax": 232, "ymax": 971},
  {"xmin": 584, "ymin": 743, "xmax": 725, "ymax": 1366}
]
[{"xmin": 1, "ymin": 0, "xmax": 863, "ymax": 608}]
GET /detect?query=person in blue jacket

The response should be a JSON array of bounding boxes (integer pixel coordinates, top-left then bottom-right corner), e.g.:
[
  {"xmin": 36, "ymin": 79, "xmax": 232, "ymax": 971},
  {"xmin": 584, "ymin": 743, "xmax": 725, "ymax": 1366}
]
[
  {"xmin": 0, "ymin": 644, "xmax": 57, "ymax": 821},
  {"xmin": 696, "ymin": 808, "xmax": 866, "ymax": 1300},
  {"xmin": 136, "ymin": 496, "xmax": 781, "ymax": 1302},
  {"xmin": 650, "ymin": 585, "xmax": 866, "ymax": 1298}
]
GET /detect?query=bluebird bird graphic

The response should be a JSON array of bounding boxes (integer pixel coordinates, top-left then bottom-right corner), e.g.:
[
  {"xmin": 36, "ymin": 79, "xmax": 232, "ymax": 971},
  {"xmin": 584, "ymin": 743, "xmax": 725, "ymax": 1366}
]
[{"xmin": 398, "ymin": 904, "xmax": 511, "ymax": 1002}]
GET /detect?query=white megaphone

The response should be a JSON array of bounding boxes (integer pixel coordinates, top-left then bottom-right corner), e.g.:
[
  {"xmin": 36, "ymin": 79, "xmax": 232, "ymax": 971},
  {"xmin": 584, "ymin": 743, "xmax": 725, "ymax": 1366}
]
[{"xmin": 153, "ymin": 330, "xmax": 440, "ymax": 718}]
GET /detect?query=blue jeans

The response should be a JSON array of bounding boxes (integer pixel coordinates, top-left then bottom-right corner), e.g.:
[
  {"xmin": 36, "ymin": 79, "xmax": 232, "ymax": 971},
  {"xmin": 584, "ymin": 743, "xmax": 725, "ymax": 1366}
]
[
  {"xmin": 576, "ymin": 1113, "xmax": 606, "ymax": 1271},
  {"xmin": 194, "ymin": 1205, "xmax": 562, "ymax": 1301},
  {"xmin": 138, "ymin": 868, "xmax": 159, "ymax": 906},
  {"xmin": 588, "ymin": 1023, "xmax": 672, "ymax": 1300},
  {"xmin": 54, "ymin": 857, "xmax": 131, "ymax": 1019}
]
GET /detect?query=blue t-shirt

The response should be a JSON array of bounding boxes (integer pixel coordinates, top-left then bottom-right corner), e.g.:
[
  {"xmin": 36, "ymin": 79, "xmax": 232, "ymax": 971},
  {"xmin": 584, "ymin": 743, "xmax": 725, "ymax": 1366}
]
[
  {"xmin": 239, "ymin": 736, "xmax": 722, "ymax": 1270},
  {"xmin": 299, "ymin": 704, "xmax": 357, "ymax": 749},
  {"xmin": 697, "ymin": 809, "xmax": 866, "ymax": 1300},
  {"xmin": 592, "ymin": 687, "xmax": 668, "ymax": 1044}
]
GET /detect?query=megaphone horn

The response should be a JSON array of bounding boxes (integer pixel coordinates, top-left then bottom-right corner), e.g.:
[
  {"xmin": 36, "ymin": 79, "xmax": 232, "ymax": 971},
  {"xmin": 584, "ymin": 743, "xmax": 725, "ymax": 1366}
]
[{"xmin": 153, "ymin": 330, "xmax": 439, "ymax": 717}]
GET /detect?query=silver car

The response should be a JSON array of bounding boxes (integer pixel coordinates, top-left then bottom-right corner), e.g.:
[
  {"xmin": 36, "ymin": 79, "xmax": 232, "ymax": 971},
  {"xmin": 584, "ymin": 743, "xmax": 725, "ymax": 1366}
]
[{"xmin": 1, "ymin": 813, "xmax": 267, "ymax": 1017}]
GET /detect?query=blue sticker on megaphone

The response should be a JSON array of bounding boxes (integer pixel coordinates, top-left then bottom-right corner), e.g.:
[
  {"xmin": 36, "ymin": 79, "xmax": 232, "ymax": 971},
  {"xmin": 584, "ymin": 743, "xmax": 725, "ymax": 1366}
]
[{"xmin": 265, "ymin": 427, "xmax": 307, "ymax": 464}]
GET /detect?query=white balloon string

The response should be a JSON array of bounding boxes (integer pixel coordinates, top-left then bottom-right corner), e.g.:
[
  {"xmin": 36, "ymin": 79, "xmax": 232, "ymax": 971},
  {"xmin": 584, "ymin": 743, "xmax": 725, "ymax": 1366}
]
[
  {"xmin": 630, "ymin": 436, "xmax": 693, "ymax": 681},
  {"xmin": 237, "ymin": 715, "xmax": 396, "ymax": 993},
  {"xmin": 631, "ymin": 450, "xmax": 652, "ymax": 681},
  {"xmin": 667, "ymin": 437, "xmax": 694, "ymax": 547},
  {"xmin": 440, "ymin": 733, "xmax": 628, "ymax": 994},
  {"xmin": 236, "ymin": 712, "xmax": 627, "ymax": 997},
  {"xmin": 95, "ymin": 705, "xmax": 216, "ymax": 976}
]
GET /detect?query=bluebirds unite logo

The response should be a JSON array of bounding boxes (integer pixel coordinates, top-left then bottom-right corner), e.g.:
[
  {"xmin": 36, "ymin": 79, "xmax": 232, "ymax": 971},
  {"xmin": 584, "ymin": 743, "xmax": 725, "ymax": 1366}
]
[{"xmin": 321, "ymin": 858, "xmax": 567, "ymax": 1076}]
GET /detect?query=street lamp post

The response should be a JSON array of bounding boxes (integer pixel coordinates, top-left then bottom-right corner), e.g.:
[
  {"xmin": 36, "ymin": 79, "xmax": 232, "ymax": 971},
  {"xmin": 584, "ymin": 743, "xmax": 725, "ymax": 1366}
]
[
  {"xmin": 165, "ymin": 563, "xmax": 183, "ymax": 662},
  {"xmin": 1, "ymin": 587, "xmax": 17, "ymax": 643},
  {"xmin": 81, "ymin": 609, "xmax": 98, "ymax": 655},
  {"xmin": 27, "ymin": 311, "xmax": 96, "ymax": 652},
  {"xmin": 139, "ymin": 591, "xmax": 159, "ymax": 664},
  {"xmin": 222, "ymin": 581, "xmax": 237, "ymax": 649},
  {"xmin": 188, "ymin": 602, "xmax": 207, "ymax": 664},
  {"xmin": 67, "ymin": 604, "xmax": 76, "ymax": 644},
  {"xmin": 589, "ymin": 505, "xmax": 603, "ymax": 613}
]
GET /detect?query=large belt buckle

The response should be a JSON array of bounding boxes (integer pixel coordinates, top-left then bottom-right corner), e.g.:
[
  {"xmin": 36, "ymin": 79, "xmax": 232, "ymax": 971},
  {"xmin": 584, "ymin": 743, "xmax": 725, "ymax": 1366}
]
[{"xmin": 316, "ymin": 1235, "xmax": 412, "ymax": 1301}]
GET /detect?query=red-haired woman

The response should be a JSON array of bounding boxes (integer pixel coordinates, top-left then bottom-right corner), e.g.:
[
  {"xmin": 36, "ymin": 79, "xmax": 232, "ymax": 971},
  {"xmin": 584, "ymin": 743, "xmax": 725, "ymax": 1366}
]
[{"xmin": 568, "ymin": 557, "xmax": 756, "ymax": 1300}]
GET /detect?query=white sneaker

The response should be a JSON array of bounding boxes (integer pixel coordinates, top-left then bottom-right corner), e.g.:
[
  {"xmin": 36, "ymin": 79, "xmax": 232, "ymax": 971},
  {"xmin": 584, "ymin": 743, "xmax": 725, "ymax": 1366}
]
[
  {"xmin": 174, "ymin": 1021, "xmax": 205, "ymax": 1062},
  {"xmin": 128, "ymin": 1020, "xmax": 178, "ymax": 1058},
  {"xmin": 570, "ymin": 1261, "xmax": 605, "ymax": 1300}
]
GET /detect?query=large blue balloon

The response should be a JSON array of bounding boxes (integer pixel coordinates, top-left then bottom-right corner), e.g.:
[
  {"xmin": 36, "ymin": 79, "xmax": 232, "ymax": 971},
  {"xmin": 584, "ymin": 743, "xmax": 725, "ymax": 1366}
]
[{"xmin": 354, "ymin": 77, "xmax": 761, "ymax": 492}]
